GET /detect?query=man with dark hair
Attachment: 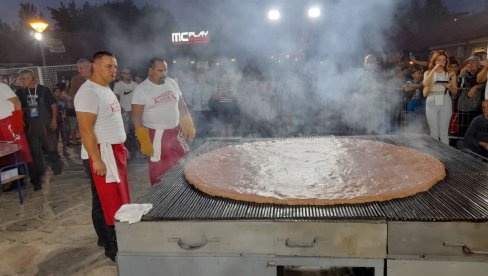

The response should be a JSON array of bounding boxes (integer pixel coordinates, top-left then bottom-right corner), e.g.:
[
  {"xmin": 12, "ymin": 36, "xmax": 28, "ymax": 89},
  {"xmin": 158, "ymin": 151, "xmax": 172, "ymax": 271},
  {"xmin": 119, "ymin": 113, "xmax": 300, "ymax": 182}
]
[
  {"xmin": 132, "ymin": 57, "xmax": 195, "ymax": 185},
  {"xmin": 15, "ymin": 69, "xmax": 62, "ymax": 190},
  {"xmin": 75, "ymin": 51, "xmax": 130, "ymax": 261}
]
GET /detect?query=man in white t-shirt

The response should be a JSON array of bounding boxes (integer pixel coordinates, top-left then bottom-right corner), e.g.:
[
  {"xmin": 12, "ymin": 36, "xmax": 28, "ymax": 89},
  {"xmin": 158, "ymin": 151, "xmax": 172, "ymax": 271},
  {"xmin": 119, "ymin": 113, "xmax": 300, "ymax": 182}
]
[
  {"xmin": 0, "ymin": 83, "xmax": 33, "ymax": 176},
  {"xmin": 113, "ymin": 67, "xmax": 138, "ymax": 158},
  {"xmin": 132, "ymin": 57, "xmax": 196, "ymax": 185},
  {"xmin": 75, "ymin": 51, "xmax": 130, "ymax": 262}
]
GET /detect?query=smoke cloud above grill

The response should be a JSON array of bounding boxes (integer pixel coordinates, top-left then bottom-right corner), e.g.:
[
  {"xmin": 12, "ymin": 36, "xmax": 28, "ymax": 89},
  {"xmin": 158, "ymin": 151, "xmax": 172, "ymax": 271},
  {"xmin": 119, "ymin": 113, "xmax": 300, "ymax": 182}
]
[{"xmin": 103, "ymin": 0, "xmax": 402, "ymax": 137}]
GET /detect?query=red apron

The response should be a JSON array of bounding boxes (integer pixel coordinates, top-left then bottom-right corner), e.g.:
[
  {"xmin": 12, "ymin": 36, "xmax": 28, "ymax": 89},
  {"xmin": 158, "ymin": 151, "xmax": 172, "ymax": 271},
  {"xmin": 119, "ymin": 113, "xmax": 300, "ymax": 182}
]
[
  {"xmin": 89, "ymin": 144, "xmax": 130, "ymax": 226},
  {"xmin": 148, "ymin": 128, "xmax": 188, "ymax": 185},
  {"xmin": 0, "ymin": 116, "xmax": 33, "ymax": 164}
]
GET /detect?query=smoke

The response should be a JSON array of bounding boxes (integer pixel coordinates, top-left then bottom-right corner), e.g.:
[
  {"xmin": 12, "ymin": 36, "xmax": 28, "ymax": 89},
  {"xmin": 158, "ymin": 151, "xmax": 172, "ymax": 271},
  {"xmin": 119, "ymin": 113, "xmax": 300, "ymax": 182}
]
[{"xmin": 102, "ymin": 0, "xmax": 404, "ymax": 137}]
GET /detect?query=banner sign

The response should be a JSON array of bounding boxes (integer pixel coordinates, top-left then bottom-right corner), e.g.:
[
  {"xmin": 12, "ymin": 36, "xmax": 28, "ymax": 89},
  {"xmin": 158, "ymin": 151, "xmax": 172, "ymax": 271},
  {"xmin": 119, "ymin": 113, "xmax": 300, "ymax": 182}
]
[{"xmin": 172, "ymin": 31, "xmax": 209, "ymax": 44}]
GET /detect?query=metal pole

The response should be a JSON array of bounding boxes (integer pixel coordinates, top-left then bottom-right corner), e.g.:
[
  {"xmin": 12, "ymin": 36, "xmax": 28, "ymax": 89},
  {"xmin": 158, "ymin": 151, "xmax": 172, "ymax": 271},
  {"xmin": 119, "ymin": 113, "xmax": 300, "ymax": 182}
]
[
  {"xmin": 36, "ymin": 66, "xmax": 44, "ymax": 86},
  {"xmin": 40, "ymin": 41, "xmax": 46, "ymax": 67}
]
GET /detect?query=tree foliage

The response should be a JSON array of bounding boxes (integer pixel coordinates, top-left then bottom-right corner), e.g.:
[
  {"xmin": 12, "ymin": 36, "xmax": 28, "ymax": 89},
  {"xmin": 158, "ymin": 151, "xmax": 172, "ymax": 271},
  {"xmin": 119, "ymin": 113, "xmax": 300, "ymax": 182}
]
[
  {"xmin": 423, "ymin": 0, "xmax": 450, "ymax": 23},
  {"xmin": 17, "ymin": 2, "xmax": 39, "ymax": 29},
  {"xmin": 393, "ymin": 0, "xmax": 454, "ymax": 41},
  {"xmin": 47, "ymin": 0, "xmax": 175, "ymax": 34},
  {"xmin": 43, "ymin": 0, "xmax": 180, "ymax": 64}
]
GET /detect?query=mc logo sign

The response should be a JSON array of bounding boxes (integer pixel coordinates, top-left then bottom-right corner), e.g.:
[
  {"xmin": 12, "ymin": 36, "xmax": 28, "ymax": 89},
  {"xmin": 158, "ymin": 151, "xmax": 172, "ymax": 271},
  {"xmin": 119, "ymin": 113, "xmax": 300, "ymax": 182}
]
[{"xmin": 172, "ymin": 31, "xmax": 209, "ymax": 44}]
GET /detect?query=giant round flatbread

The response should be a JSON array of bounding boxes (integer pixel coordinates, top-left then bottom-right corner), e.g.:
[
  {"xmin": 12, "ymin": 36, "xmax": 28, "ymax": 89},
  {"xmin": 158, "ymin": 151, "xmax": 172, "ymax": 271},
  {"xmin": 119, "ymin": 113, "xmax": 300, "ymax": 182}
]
[{"xmin": 184, "ymin": 138, "xmax": 446, "ymax": 205}]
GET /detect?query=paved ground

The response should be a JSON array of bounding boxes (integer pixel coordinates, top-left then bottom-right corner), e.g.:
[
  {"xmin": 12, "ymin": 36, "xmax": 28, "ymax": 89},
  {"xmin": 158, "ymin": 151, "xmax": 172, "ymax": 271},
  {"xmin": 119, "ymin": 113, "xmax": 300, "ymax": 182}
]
[{"xmin": 0, "ymin": 145, "xmax": 150, "ymax": 276}]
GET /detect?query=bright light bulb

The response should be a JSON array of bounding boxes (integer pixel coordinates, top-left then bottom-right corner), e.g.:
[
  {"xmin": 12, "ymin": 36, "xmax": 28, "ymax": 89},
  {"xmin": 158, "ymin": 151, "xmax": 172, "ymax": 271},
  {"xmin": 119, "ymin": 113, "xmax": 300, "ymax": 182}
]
[
  {"xmin": 34, "ymin": 32, "xmax": 43, "ymax": 40},
  {"xmin": 268, "ymin": 9, "xmax": 280, "ymax": 21},
  {"xmin": 308, "ymin": 7, "xmax": 321, "ymax": 18}
]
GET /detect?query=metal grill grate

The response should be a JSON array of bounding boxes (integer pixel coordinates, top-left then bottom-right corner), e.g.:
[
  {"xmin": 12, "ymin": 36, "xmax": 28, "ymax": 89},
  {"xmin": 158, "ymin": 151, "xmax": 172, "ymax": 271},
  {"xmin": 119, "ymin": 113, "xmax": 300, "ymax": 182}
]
[{"xmin": 136, "ymin": 134, "xmax": 488, "ymax": 222}]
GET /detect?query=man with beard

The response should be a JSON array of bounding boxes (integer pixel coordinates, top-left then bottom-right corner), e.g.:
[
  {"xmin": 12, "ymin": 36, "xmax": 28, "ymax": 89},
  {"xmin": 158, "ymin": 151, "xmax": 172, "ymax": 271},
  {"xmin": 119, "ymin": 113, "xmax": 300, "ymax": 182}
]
[
  {"xmin": 75, "ymin": 51, "xmax": 130, "ymax": 261},
  {"xmin": 132, "ymin": 57, "xmax": 195, "ymax": 185}
]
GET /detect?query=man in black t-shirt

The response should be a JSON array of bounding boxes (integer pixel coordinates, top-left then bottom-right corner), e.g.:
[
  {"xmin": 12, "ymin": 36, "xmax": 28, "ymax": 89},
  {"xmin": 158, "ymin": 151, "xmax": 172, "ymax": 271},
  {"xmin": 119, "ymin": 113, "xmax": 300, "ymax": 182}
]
[
  {"xmin": 460, "ymin": 100, "xmax": 488, "ymax": 158},
  {"xmin": 15, "ymin": 69, "xmax": 62, "ymax": 190}
]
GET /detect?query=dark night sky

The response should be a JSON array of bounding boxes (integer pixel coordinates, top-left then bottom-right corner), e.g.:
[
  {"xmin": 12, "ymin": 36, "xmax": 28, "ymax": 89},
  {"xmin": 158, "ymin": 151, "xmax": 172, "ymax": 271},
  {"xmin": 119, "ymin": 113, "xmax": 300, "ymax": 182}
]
[
  {"xmin": 1, "ymin": 0, "xmax": 176, "ymax": 26},
  {"xmin": 0, "ymin": 0, "xmax": 485, "ymax": 27}
]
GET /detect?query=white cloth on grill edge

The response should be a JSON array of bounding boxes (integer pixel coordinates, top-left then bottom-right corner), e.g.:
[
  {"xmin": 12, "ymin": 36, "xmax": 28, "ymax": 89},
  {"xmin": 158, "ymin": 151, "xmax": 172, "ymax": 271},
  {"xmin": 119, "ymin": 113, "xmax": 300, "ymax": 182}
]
[{"xmin": 115, "ymin": 203, "xmax": 153, "ymax": 224}]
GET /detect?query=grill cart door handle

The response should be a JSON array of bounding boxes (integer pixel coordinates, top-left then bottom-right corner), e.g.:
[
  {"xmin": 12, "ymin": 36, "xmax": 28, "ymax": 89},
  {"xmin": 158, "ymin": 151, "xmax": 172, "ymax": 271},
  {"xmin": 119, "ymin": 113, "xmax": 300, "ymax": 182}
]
[
  {"xmin": 168, "ymin": 237, "xmax": 220, "ymax": 250},
  {"xmin": 284, "ymin": 237, "xmax": 318, "ymax": 248},
  {"xmin": 443, "ymin": 242, "xmax": 488, "ymax": 255}
]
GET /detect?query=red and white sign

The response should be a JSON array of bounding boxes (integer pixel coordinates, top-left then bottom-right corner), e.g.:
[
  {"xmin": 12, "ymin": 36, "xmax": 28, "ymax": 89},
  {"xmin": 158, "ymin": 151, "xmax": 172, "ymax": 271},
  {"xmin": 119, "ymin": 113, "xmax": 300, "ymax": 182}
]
[{"xmin": 172, "ymin": 31, "xmax": 209, "ymax": 44}]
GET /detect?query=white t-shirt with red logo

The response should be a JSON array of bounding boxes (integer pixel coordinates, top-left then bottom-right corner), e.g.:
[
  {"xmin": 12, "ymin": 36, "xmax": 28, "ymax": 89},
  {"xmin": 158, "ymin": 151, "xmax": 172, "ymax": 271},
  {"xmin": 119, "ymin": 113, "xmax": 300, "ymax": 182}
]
[
  {"xmin": 74, "ymin": 80, "xmax": 126, "ymax": 144},
  {"xmin": 132, "ymin": 77, "xmax": 182, "ymax": 130},
  {"xmin": 0, "ymin": 83, "xmax": 16, "ymax": 120},
  {"xmin": 113, "ymin": 80, "xmax": 137, "ymax": 112}
]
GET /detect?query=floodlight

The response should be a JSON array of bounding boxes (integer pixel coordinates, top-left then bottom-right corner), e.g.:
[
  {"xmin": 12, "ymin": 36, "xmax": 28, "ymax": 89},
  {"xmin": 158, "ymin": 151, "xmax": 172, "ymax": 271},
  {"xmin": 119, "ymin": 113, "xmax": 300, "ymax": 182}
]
[
  {"xmin": 308, "ymin": 7, "xmax": 321, "ymax": 18},
  {"xmin": 268, "ymin": 9, "xmax": 280, "ymax": 21},
  {"xmin": 34, "ymin": 32, "xmax": 43, "ymax": 41}
]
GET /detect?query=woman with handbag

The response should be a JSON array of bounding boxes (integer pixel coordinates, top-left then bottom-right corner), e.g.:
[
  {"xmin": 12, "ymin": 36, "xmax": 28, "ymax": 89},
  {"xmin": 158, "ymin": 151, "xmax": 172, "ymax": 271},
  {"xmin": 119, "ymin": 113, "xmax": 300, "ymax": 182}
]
[{"xmin": 423, "ymin": 50, "xmax": 457, "ymax": 144}]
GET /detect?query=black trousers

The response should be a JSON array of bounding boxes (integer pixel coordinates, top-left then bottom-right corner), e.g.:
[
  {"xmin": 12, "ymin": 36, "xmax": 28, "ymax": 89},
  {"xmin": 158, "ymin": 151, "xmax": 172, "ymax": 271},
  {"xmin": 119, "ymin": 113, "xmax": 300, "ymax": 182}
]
[
  {"xmin": 458, "ymin": 111, "xmax": 481, "ymax": 137},
  {"xmin": 82, "ymin": 159, "xmax": 115, "ymax": 246},
  {"xmin": 26, "ymin": 119, "xmax": 62, "ymax": 183}
]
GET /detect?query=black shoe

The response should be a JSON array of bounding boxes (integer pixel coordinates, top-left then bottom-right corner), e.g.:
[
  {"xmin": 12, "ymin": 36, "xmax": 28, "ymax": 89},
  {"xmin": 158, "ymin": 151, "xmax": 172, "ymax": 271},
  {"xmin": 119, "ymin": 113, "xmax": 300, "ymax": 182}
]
[
  {"xmin": 53, "ymin": 168, "xmax": 62, "ymax": 176},
  {"xmin": 104, "ymin": 244, "xmax": 117, "ymax": 262},
  {"xmin": 50, "ymin": 163, "xmax": 63, "ymax": 175},
  {"xmin": 97, "ymin": 238, "xmax": 106, "ymax": 247},
  {"xmin": 33, "ymin": 182, "xmax": 42, "ymax": 191}
]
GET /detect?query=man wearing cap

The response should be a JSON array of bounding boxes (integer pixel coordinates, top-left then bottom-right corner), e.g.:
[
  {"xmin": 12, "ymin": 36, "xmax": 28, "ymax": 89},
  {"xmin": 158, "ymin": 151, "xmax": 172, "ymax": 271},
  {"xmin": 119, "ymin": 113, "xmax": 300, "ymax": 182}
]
[
  {"xmin": 132, "ymin": 57, "xmax": 195, "ymax": 185},
  {"xmin": 457, "ymin": 55, "xmax": 484, "ymax": 136},
  {"xmin": 75, "ymin": 51, "xmax": 130, "ymax": 261}
]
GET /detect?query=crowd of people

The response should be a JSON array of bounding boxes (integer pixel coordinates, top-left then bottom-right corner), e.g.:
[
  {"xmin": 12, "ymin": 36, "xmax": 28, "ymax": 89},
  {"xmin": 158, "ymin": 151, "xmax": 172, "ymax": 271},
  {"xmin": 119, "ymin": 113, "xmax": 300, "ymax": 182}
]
[
  {"xmin": 1, "ymin": 47, "xmax": 488, "ymax": 263},
  {"xmin": 411, "ymin": 50, "xmax": 488, "ymax": 157}
]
